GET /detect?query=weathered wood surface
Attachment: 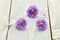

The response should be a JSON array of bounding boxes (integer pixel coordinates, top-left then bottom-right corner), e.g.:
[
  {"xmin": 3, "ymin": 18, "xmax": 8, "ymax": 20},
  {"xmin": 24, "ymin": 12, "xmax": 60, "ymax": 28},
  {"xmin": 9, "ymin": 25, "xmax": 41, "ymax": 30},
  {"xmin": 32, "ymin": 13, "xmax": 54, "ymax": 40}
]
[
  {"xmin": 0, "ymin": 0, "xmax": 60, "ymax": 40},
  {"xmin": 7, "ymin": 0, "xmax": 51, "ymax": 40},
  {"xmin": 0, "ymin": 0, "xmax": 11, "ymax": 40},
  {"xmin": 49, "ymin": 0, "xmax": 60, "ymax": 40}
]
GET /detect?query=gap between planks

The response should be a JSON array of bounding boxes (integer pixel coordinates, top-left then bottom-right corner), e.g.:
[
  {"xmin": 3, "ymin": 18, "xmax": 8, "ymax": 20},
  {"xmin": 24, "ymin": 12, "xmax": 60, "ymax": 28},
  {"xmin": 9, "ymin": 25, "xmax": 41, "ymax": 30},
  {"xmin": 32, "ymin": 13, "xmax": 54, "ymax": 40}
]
[
  {"xmin": 6, "ymin": 0, "xmax": 12, "ymax": 40},
  {"xmin": 47, "ymin": 0, "xmax": 53, "ymax": 40}
]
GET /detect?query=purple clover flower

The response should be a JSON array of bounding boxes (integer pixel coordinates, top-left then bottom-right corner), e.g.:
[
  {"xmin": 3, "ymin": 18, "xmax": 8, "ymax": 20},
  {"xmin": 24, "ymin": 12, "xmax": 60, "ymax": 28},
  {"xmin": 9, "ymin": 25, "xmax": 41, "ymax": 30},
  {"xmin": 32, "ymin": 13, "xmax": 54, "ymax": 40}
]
[
  {"xmin": 27, "ymin": 6, "xmax": 38, "ymax": 18},
  {"xmin": 36, "ymin": 19, "xmax": 47, "ymax": 31},
  {"xmin": 16, "ymin": 18, "xmax": 27, "ymax": 30}
]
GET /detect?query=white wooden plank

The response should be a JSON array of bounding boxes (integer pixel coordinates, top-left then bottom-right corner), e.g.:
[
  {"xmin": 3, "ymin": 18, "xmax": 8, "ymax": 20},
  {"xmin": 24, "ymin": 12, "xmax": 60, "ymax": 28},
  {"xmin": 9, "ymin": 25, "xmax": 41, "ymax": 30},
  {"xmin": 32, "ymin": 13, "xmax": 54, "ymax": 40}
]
[
  {"xmin": 30, "ymin": 0, "xmax": 51, "ymax": 40},
  {"xmin": 8, "ymin": 0, "xmax": 51, "ymax": 40},
  {"xmin": 0, "ymin": 0, "xmax": 11, "ymax": 40},
  {"xmin": 1, "ymin": 27, "xmax": 8, "ymax": 40},
  {"xmin": 48, "ymin": 0, "xmax": 60, "ymax": 40}
]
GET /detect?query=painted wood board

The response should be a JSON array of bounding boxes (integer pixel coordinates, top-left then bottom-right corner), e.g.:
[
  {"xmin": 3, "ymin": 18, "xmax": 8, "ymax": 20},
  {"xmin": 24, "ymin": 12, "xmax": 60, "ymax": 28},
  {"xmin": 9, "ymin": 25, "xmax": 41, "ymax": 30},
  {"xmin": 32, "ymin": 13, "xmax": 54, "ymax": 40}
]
[
  {"xmin": 0, "ymin": 0, "xmax": 11, "ymax": 40},
  {"xmin": 7, "ymin": 0, "xmax": 51, "ymax": 40},
  {"xmin": 48, "ymin": 0, "xmax": 60, "ymax": 40}
]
